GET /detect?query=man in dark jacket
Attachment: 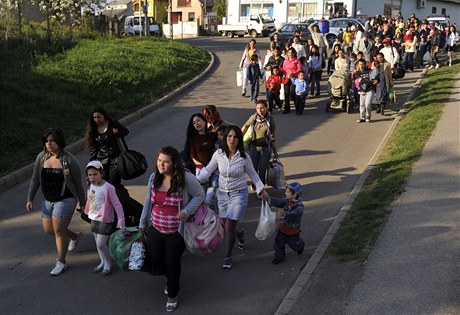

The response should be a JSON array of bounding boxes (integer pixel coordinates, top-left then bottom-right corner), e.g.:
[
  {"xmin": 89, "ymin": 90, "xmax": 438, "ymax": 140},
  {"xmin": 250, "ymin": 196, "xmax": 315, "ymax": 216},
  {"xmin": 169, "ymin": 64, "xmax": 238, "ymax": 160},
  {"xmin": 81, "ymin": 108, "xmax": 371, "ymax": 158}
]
[{"xmin": 428, "ymin": 27, "xmax": 441, "ymax": 69}]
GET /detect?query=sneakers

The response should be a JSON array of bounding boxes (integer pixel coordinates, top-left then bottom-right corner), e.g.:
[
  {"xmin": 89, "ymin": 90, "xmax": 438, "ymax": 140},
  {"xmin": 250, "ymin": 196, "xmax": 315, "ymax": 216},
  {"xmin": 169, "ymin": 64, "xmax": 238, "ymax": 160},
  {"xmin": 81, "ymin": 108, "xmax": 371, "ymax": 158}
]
[
  {"xmin": 164, "ymin": 285, "xmax": 168, "ymax": 295},
  {"xmin": 237, "ymin": 229, "xmax": 245, "ymax": 250},
  {"xmin": 435, "ymin": 64, "xmax": 440, "ymax": 69},
  {"xmin": 222, "ymin": 257, "xmax": 232, "ymax": 270},
  {"xmin": 356, "ymin": 119, "xmax": 365, "ymax": 123},
  {"xmin": 272, "ymin": 258, "xmax": 284, "ymax": 265},
  {"xmin": 166, "ymin": 297, "xmax": 178, "ymax": 312},
  {"xmin": 50, "ymin": 260, "xmax": 67, "ymax": 276},
  {"xmin": 428, "ymin": 65, "xmax": 434, "ymax": 69},
  {"xmin": 68, "ymin": 231, "xmax": 82, "ymax": 252},
  {"xmin": 101, "ymin": 268, "xmax": 111, "ymax": 275},
  {"xmin": 366, "ymin": 118, "xmax": 371, "ymax": 123}
]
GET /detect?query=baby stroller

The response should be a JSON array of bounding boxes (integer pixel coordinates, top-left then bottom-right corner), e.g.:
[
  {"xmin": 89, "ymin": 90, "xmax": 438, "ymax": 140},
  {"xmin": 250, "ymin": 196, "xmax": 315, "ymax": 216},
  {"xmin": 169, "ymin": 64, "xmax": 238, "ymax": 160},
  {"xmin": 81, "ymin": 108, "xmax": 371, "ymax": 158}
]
[{"xmin": 326, "ymin": 70, "xmax": 354, "ymax": 114}]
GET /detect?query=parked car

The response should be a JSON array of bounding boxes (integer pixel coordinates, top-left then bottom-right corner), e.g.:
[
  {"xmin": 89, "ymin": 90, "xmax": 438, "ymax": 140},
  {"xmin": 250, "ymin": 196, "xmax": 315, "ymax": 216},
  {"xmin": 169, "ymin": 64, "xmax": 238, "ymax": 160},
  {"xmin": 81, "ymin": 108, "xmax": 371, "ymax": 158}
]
[
  {"xmin": 426, "ymin": 15, "xmax": 451, "ymax": 31},
  {"xmin": 325, "ymin": 18, "xmax": 366, "ymax": 46},
  {"xmin": 269, "ymin": 23, "xmax": 312, "ymax": 45}
]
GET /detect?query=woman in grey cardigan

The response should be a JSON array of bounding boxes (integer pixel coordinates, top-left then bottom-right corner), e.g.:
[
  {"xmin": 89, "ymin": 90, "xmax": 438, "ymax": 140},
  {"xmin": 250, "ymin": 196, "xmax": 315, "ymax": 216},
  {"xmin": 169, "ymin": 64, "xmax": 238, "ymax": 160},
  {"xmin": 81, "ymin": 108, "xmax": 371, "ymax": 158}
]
[
  {"xmin": 139, "ymin": 146, "xmax": 204, "ymax": 312},
  {"xmin": 26, "ymin": 127, "xmax": 86, "ymax": 276}
]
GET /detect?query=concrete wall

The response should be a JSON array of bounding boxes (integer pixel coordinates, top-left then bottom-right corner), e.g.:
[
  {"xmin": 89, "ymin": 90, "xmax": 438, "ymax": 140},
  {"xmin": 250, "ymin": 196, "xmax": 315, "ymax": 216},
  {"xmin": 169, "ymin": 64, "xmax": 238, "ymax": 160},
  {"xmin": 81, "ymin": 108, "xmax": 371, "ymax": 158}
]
[{"xmin": 162, "ymin": 20, "xmax": 199, "ymax": 38}]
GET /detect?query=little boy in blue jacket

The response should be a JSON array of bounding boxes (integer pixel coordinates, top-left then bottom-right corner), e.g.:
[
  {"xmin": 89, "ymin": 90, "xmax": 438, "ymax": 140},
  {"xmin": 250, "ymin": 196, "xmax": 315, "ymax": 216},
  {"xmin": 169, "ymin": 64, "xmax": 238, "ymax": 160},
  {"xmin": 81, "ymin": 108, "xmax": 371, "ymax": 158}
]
[{"xmin": 269, "ymin": 182, "xmax": 305, "ymax": 264}]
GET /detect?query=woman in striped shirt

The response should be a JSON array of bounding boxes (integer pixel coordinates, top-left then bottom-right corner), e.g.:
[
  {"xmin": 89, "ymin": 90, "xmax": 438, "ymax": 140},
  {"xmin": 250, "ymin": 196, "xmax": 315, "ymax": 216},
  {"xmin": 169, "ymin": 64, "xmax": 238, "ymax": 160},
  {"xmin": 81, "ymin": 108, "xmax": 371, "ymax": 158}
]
[{"xmin": 197, "ymin": 125, "xmax": 270, "ymax": 270}]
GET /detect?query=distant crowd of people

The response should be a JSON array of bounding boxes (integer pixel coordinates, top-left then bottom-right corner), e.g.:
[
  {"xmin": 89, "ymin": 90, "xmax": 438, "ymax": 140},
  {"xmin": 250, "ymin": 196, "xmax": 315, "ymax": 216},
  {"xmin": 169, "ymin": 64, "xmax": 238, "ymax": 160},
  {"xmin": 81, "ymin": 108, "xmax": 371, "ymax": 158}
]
[{"xmin": 237, "ymin": 13, "xmax": 458, "ymax": 122}]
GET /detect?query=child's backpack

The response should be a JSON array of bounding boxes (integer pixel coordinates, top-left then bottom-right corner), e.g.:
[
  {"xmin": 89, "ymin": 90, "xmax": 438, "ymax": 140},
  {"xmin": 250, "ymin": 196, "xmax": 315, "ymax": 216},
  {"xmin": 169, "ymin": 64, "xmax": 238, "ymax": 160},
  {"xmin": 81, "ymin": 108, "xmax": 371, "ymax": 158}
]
[{"xmin": 183, "ymin": 203, "xmax": 224, "ymax": 255}]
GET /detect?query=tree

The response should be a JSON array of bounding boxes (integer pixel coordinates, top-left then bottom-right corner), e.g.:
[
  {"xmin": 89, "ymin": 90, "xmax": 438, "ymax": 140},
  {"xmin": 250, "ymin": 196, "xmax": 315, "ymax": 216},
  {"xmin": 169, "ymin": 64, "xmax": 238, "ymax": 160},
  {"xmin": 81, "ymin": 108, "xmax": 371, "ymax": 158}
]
[
  {"xmin": 0, "ymin": 0, "xmax": 22, "ymax": 41},
  {"xmin": 213, "ymin": 0, "xmax": 226, "ymax": 23}
]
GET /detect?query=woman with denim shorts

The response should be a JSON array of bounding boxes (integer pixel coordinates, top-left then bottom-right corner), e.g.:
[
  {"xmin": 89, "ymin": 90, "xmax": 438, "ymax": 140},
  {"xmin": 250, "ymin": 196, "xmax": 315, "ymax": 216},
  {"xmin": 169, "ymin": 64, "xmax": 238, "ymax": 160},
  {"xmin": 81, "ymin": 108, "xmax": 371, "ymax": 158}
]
[
  {"xmin": 27, "ymin": 127, "xmax": 86, "ymax": 276},
  {"xmin": 196, "ymin": 125, "xmax": 270, "ymax": 270}
]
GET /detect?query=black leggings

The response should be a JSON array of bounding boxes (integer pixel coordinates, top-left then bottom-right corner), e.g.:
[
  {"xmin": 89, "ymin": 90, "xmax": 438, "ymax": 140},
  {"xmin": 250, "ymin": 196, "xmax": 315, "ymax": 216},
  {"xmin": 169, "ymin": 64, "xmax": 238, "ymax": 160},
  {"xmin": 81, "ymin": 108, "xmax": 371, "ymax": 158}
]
[{"xmin": 147, "ymin": 226, "xmax": 185, "ymax": 298}]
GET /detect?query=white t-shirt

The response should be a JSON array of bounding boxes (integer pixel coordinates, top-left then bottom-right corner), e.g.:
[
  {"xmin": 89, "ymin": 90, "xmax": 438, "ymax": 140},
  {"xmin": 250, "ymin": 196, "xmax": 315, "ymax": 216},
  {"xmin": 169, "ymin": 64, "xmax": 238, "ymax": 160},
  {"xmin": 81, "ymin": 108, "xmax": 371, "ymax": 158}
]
[{"xmin": 88, "ymin": 183, "xmax": 106, "ymax": 220}]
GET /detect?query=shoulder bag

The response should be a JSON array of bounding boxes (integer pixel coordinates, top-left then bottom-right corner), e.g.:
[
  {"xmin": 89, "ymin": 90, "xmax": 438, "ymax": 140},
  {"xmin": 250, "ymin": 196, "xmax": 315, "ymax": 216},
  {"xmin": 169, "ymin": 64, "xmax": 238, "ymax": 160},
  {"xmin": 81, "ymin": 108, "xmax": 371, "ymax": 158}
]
[{"xmin": 116, "ymin": 137, "xmax": 148, "ymax": 180}]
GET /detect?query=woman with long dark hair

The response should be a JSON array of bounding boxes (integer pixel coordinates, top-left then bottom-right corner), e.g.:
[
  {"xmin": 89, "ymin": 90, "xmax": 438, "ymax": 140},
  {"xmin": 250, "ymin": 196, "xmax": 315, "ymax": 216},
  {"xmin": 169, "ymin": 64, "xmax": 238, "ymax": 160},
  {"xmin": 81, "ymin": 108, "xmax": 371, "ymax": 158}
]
[
  {"xmin": 183, "ymin": 113, "xmax": 217, "ymax": 175},
  {"xmin": 27, "ymin": 127, "xmax": 86, "ymax": 276},
  {"xmin": 85, "ymin": 106, "xmax": 129, "ymax": 192},
  {"xmin": 196, "ymin": 125, "xmax": 270, "ymax": 270},
  {"xmin": 139, "ymin": 146, "xmax": 204, "ymax": 312}
]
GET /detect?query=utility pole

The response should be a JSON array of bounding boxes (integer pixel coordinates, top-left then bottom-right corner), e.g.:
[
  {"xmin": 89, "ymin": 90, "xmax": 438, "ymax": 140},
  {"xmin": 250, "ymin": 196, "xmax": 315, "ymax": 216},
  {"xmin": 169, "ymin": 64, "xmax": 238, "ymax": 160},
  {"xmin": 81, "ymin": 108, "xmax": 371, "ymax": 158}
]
[{"xmin": 169, "ymin": 0, "xmax": 173, "ymax": 39}]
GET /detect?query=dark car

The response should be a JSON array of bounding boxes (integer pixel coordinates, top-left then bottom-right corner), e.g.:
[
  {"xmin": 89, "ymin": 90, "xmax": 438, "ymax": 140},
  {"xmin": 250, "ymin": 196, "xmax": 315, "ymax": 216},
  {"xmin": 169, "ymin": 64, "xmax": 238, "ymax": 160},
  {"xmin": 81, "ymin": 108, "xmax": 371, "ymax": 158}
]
[{"xmin": 269, "ymin": 23, "xmax": 312, "ymax": 45}]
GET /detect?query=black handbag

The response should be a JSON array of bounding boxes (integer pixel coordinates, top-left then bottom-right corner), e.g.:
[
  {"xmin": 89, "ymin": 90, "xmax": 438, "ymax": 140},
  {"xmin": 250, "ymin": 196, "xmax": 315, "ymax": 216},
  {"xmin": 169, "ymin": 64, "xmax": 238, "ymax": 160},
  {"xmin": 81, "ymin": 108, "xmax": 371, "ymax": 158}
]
[
  {"xmin": 116, "ymin": 137, "xmax": 148, "ymax": 180},
  {"xmin": 392, "ymin": 63, "xmax": 406, "ymax": 79}
]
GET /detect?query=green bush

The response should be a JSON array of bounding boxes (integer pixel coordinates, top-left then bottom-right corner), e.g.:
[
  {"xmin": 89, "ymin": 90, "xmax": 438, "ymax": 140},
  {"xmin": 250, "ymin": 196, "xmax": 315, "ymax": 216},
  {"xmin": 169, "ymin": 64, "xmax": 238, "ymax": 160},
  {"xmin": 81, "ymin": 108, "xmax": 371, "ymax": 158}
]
[{"xmin": 0, "ymin": 37, "xmax": 209, "ymax": 176}]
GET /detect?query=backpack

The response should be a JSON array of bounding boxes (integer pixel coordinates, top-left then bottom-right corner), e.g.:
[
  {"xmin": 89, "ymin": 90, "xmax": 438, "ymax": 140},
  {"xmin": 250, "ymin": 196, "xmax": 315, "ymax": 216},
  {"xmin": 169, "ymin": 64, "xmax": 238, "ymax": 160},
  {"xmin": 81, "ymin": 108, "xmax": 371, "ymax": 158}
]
[{"xmin": 183, "ymin": 203, "xmax": 224, "ymax": 255}]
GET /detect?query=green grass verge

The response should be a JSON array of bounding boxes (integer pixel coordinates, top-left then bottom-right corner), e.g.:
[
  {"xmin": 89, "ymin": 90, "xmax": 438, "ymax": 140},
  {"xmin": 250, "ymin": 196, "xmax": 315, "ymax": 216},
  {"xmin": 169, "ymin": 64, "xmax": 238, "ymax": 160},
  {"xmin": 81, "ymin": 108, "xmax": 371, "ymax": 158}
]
[
  {"xmin": 329, "ymin": 59, "xmax": 460, "ymax": 262},
  {"xmin": 0, "ymin": 37, "xmax": 209, "ymax": 176}
]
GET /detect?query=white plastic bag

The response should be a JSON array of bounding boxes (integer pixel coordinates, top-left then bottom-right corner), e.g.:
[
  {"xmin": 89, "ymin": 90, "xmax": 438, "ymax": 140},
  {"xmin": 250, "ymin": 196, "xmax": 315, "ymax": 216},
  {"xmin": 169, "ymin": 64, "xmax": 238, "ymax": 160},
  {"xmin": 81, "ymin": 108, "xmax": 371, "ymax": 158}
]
[
  {"xmin": 236, "ymin": 70, "xmax": 243, "ymax": 87},
  {"xmin": 255, "ymin": 201, "xmax": 276, "ymax": 241},
  {"xmin": 279, "ymin": 83, "xmax": 285, "ymax": 101},
  {"xmin": 423, "ymin": 51, "xmax": 430, "ymax": 62}
]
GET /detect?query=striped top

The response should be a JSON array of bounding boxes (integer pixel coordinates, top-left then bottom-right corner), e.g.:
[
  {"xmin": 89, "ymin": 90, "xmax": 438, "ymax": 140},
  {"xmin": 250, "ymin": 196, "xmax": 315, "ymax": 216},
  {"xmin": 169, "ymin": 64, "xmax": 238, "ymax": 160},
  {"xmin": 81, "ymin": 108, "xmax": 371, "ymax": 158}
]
[
  {"xmin": 196, "ymin": 149, "xmax": 264, "ymax": 194},
  {"xmin": 150, "ymin": 189, "xmax": 183, "ymax": 234}
]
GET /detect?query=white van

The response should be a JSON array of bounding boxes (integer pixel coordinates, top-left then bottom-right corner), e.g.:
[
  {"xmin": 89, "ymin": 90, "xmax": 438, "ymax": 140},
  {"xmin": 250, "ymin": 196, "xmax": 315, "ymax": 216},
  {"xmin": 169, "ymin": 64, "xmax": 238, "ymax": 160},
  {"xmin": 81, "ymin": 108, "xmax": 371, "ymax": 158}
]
[{"xmin": 124, "ymin": 16, "xmax": 159, "ymax": 36}]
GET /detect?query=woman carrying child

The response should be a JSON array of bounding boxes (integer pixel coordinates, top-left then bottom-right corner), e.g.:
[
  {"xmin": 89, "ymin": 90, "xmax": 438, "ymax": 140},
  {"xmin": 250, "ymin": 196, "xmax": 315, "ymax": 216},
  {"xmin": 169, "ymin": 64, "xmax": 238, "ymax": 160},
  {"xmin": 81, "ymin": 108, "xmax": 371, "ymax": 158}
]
[
  {"xmin": 239, "ymin": 39, "xmax": 261, "ymax": 97},
  {"xmin": 241, "ymin": 100, "xmax": 278, "ymax": 186},
  {"xmin": 84, "ymin": 160, "xmax": 125, "ymax": 275}
]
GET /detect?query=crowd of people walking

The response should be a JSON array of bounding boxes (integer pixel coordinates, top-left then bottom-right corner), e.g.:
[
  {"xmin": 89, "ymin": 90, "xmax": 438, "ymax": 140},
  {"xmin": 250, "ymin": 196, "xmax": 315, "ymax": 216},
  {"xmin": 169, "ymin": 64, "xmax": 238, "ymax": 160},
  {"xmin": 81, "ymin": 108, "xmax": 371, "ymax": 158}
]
[
  {"xmin": 238, "ymin": 13, "xmax": 458, "ymax": 121},
  {"xmin": 23, "ymin": 11, "xmax": 458, "ymax": 313}
]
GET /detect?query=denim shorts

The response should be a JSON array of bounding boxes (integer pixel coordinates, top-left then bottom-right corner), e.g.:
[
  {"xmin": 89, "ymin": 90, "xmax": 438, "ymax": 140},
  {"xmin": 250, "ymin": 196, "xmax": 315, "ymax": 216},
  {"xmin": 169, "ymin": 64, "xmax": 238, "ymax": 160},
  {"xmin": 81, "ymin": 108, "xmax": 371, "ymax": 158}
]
[
  {"xmin": 217, "ymin": 188, "xmax": 249, "ymax": 221},
  {"xmin": 41, "ymin": 197, "xmax": 77, "ymax": 219}
]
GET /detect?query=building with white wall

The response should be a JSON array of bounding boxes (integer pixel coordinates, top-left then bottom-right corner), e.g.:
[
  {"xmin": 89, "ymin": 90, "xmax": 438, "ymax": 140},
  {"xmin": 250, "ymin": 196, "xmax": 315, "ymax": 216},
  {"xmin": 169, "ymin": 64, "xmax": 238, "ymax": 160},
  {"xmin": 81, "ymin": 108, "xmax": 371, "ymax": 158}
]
[{"xmin": 224, "ymin": 0, "xmax": 459, "ymax": 28}]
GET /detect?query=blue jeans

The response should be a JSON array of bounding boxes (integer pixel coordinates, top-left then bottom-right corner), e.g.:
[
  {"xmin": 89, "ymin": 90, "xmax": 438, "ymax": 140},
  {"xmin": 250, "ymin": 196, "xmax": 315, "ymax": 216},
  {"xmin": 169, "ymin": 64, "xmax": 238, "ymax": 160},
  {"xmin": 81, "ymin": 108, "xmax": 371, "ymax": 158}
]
[
  {"xmin": 248, "ymin": 144, "xmax": 271, "ymax": 185},
  {"xmin": 273, "ymin": 231, "xmax": 304, "ymax": 260},
  {"xmin": 267, "ymin": 90, "xmax": 282, "ymax": 111},
  {"xmin": 310, "ymin": 71, "xmax": 321, "ymax": 95},
  {"xmin": 250, "ymin": 79, "xmax": 259, "ymax": 101},
  {"xmin": 403, "ymin": 52, "xmax": 414, "ymax": 70}
]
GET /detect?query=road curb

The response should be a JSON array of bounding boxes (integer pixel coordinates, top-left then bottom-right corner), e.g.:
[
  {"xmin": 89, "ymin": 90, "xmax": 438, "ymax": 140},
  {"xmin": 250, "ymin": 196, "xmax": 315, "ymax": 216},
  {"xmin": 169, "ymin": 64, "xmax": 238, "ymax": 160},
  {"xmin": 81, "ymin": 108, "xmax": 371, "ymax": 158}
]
[
  {"xmin": 0, "ymin": 50, "xmax": 216, "ymax": 194},
  {"xmin": 274, "ymin": 68, "xmax": 428, "ymax": 315}
]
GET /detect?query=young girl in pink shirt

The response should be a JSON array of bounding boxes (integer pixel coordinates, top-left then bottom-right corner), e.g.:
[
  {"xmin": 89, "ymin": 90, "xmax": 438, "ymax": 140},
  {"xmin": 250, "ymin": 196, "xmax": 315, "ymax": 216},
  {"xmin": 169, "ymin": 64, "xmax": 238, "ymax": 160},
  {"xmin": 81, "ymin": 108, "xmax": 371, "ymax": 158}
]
[{"xmin": 84, "ymin": 160, "xmax": 125, "ymax": 275}]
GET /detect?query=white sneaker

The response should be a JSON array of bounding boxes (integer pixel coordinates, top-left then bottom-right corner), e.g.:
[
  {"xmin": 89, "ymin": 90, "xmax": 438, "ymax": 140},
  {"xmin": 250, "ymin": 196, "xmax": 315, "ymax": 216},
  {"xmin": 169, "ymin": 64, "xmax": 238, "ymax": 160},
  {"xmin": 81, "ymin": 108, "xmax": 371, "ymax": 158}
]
[
  {"xmin": 435, "ymin": 64, "xmax": 440, "ymax": 69},
  {"xmin": 68, "ymin": 231, "xmax": 82, "ymax": 252},
  {"xmin": 50, "ymin": 260, "xmax": 67, "ymax": 276},
  {"xmin": 428, "ymin": 65, "xmax": 434, "ymax": 69}
]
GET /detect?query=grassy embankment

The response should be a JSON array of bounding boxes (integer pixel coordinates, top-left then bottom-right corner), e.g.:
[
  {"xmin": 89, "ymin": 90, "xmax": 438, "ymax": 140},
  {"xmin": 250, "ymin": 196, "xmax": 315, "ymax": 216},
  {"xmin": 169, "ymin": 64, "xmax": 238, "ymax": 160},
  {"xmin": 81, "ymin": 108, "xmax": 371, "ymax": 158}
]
[
  {"xmin": 330, "ymin": 59, "xmax": 460, "ymax": 262},
  {"xmin": 0, "ymin": 37, "xmax": 209, "ymax": 176}
]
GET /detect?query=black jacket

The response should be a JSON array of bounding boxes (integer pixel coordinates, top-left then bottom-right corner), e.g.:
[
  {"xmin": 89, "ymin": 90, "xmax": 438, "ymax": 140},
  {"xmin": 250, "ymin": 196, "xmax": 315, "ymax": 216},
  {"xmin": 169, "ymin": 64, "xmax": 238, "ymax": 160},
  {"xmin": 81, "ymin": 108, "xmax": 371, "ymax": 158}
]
[{"xmin": 90, "ymin": 120, "xmax": 129, "ymax": 164}]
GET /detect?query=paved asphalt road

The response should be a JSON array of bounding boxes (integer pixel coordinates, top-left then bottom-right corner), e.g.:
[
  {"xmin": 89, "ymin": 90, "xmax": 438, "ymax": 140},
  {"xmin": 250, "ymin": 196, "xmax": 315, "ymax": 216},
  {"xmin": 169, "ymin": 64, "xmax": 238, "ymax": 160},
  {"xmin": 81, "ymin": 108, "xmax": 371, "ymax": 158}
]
[{"xmin": 0, "ymin": 37, "xmax": 424, "ymax": 314}]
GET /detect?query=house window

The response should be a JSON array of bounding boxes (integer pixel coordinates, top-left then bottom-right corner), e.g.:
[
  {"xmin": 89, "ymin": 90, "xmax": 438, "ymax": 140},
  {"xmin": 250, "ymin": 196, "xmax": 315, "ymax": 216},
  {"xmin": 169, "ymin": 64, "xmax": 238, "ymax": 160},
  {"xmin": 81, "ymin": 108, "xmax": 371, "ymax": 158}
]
[
  {"xmin": 178, "ymin": 0, "xmax": 191, "ymax": 7},
  {"xmin": 432, "ymin": 7, "xmax": 437, "ymax": 14},
  {"xmin": 441, "ymin": 8, "xmax": 446, "ymax": 15},
  {"xmin": 188, "ymin": 12, "xmax": 195, "ymax": 21}
]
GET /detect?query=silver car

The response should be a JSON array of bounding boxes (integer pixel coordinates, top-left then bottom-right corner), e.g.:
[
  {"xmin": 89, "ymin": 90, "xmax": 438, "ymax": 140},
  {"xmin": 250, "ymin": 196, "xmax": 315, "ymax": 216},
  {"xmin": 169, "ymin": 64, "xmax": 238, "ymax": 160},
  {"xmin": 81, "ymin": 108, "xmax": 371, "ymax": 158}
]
[{"xmin": 325, "ymin": 18, "xmax": 366, "ymax": 46}]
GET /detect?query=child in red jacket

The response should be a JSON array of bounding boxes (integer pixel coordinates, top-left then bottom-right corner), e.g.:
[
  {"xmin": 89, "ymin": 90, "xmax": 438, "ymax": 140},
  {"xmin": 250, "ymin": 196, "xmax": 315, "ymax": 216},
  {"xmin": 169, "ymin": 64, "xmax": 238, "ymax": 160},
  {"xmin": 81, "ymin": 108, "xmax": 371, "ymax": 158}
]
[{"xmin": 266, "ymin": 66, "xmax": 284, "ymax": 113}]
